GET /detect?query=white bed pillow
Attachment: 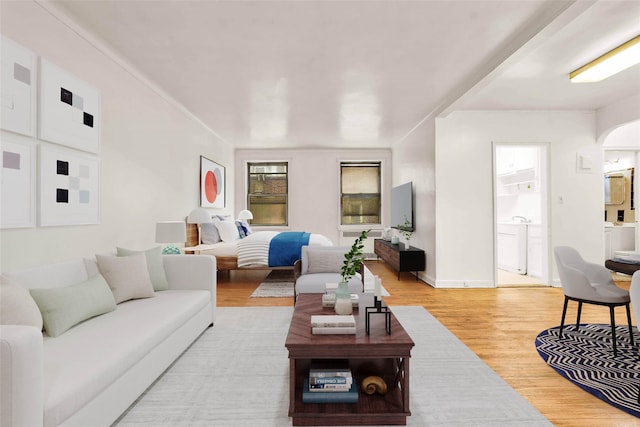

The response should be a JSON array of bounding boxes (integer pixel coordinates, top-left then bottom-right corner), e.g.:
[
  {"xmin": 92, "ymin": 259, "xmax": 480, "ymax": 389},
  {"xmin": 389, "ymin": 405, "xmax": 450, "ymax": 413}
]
[
  {"xmin": 215, "ymin": 220, "xmax": 241, "ymax": 242},
  {"xmin": 201, "ymin": 222, "xmax": 221, "ymax": 244}
]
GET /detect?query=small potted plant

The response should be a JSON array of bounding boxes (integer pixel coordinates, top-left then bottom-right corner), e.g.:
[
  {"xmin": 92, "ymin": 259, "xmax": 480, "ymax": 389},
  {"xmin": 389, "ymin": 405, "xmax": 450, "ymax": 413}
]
[
  {"xmin": 335, "ymin": 230, "xmax": 370, "ymax": 315},
  {"xmin": 396, "ymin": 216, "xmax": 413, "ymax": 249}
]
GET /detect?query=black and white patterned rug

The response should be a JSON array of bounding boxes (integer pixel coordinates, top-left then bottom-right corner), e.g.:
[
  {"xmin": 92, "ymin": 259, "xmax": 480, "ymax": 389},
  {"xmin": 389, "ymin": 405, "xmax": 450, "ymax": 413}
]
[{"xmin": 535, "ymin": 324, "xmax": 640, "ymax": 418}]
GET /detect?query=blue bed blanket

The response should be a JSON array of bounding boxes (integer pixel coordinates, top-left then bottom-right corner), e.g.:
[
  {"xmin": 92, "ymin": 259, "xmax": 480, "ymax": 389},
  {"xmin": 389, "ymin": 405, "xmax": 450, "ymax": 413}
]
[{"xmin": 268, "ymin": 232, "xmax": 311, "ymax": 267}]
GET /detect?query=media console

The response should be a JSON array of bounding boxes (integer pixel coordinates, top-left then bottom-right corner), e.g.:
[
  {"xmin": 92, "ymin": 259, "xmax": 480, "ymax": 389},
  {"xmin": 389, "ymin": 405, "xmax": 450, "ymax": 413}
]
[{"xmin": 374, "ymin": 239, "xmax": 425, "ymax": 280}]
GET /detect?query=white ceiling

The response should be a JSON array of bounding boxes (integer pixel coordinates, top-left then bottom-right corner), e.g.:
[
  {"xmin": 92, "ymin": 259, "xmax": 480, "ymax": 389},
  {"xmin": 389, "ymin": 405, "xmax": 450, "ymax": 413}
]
[{"xmin": 51, "ymin": 0, "xmax": 640, "ymax": 149}]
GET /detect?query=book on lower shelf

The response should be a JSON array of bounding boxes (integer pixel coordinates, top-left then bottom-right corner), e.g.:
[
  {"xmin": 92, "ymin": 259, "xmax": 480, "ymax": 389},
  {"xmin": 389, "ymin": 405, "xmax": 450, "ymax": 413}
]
[{"xmin": 302, "ymin": 378, "xmax": 358, "ymax": 403}]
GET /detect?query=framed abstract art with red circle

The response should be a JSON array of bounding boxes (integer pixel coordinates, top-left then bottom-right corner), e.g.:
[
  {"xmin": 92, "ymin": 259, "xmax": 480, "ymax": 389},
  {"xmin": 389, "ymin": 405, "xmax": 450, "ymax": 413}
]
[{"xmin": 199, "ymin": 156, "xmax": 225, "ymax": 208}]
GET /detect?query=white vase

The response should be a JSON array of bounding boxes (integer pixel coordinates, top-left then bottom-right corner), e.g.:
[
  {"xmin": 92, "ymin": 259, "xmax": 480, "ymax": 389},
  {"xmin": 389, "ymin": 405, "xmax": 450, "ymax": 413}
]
[{"xmin": 334, "ymin": 282, "xmax": 353, "ymax": 315}]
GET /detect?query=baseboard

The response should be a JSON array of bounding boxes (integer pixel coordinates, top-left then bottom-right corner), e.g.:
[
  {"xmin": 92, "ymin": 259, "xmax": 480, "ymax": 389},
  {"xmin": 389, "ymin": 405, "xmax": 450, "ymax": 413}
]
[{"xmin": 433, "ymin": 279, "xmax": 495, "ymax": 289}]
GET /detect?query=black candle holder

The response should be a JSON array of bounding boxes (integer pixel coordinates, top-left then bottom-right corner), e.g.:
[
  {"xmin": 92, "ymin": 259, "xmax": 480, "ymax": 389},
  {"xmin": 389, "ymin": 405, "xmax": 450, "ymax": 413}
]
[{"xmin": 365, "ymin": 296, "xmax": 391, "ymax": 335}]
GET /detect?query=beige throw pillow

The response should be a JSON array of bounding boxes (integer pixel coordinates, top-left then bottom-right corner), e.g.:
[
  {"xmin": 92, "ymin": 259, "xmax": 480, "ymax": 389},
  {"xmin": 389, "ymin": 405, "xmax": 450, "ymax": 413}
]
[
  {"xmin": 0, "ymin": 276, "xmax": 43, "ymax": 330},
  {"xmin": 116, "ymin": 246, "xmax": 169, "ymax": 291},
  {"xmin": 96, "ymin": 253, "xmax": 155, "ymax": 303},
  {"xmin": 29, "ymin": 274, "xmax": 116, "ymax": 337},
  {"xmin": 307, "ymin": 250, "xmax": 345, "ymax": 273}
]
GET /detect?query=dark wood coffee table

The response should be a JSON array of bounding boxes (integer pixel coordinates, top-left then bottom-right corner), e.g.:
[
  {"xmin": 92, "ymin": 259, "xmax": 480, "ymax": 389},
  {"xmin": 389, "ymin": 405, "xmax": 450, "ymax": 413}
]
[{"xmin": 285, "ymin": 293, "xmax": 414, "ymax": 426}]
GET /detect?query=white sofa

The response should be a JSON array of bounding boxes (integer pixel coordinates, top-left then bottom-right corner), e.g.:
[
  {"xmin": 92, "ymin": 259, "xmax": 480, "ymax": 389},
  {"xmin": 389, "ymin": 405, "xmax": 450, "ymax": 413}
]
[{"xmin": 0, "ymin": 254, "xmax": 216, "ymax": 427}]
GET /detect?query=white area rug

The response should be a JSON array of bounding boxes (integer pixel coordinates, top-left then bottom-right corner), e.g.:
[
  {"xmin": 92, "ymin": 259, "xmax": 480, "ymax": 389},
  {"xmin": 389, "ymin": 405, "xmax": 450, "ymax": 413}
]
[
  {"xmin": 115, "ymin": 306, "xmax": 550, "ymax": 426},
  {"xmin": 251, "ymin": 267, "xmax": 389, "ymax": 298}
]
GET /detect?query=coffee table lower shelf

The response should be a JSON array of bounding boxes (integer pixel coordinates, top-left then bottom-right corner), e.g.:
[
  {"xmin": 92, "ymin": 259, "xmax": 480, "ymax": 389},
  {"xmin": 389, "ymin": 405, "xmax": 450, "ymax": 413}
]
[{"xmin": 291, "ymin": 383, "xmax": 409, "ymax": 426}]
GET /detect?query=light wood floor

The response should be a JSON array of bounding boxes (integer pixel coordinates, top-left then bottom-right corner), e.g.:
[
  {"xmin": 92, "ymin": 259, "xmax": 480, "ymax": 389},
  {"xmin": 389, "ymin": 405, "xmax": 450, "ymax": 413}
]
[{"xmin": 217, "ymin": 261, "xmax": 639, "ymax": 427}]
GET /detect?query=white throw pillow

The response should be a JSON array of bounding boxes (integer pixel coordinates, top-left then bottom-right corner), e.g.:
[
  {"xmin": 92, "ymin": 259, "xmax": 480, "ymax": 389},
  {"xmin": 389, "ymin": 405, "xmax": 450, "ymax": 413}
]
[
  {"xmin": 0, "ymin": 276, "xmax": 43, "ymax": 330},
  {"xmin": 215, "ymin": 220, "xmax": 241, "ymax": 242},
  {"xmin": 96, "ymin": 253, "xmax": 155, "ymax": 303}
]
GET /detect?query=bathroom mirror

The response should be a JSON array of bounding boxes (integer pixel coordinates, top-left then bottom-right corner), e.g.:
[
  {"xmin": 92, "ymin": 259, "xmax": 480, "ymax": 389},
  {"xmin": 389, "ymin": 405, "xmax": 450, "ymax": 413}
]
[{"xmin": 604, "ymin": 173, "xmax": 625, "ymax": 205}]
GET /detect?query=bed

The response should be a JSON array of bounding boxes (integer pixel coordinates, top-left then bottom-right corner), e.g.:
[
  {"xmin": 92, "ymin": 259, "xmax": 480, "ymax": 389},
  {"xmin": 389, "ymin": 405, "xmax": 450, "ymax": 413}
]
[{"xmin": 184, "ymin": 221, "xmax": 333, "ymax": 271}]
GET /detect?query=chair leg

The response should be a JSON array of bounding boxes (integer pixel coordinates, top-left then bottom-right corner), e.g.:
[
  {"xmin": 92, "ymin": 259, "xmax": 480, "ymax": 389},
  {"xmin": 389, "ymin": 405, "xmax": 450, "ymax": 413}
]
[
  {"xmin": 576, "ymin": 301, "xmax": 583, "ymax": 332},
  {"xmin": 560, "ymin": 296, "xmax": 569, "ymax": 338},
  {"xmin": 625, "ymin": 302, "xmax": 635, "ymax": 348},
  {"xmin": 610, "ymin": 305, "xmax": 618, "ymax": 357}
]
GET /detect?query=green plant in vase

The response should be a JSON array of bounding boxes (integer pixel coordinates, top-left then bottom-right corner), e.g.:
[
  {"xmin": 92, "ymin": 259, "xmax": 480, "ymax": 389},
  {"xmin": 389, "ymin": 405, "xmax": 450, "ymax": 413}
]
[
  {"xmin": 335, "ymin": 229, "xmax": 370, "ymax": 315},
  {"xmin": 341, "ymin": 229, "xmax": 370, "ymax": 283}
]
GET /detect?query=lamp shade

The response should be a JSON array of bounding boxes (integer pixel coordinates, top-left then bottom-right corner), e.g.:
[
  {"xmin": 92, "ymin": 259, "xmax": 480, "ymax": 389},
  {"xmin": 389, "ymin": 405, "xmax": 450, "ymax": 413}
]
[
  {"xmin": 237, "ymin": 209, "xmax": 253, "ymax": 221},
  {"xmin": 155, "ymin": 221, "xmax": 187, "ymax": 244},
  {"xmin": 187, "ymin": 208, "xmax": 212, "ymax": 224}
]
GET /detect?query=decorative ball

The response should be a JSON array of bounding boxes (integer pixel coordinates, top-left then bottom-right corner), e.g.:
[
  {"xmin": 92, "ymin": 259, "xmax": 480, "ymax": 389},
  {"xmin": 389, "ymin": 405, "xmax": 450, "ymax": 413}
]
[{"xmin": 162, "ymin": 245, "xmax": 181, "ymax": 255}]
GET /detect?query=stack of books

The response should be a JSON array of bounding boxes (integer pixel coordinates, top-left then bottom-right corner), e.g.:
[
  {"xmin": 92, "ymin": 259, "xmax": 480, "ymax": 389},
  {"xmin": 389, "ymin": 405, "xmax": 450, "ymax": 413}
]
[
  {"xmin": 310, "ymin": 315, "xmax": 356, "ymax": 335},
  {"xmin": 323, "ymin": 283, "xmax": 359, "ymax": 308},
  {"xmin": 321, "ymin": 293, "xmax": 359, "ymax": 308},
  {"xmin": 302, "ymin": 366, "xmax": 358, "ymax": 403}
]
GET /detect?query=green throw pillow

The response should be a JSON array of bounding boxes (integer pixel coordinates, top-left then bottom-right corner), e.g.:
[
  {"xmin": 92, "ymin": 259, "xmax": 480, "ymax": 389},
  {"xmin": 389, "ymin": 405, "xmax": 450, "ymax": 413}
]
[
  {"xmin": 116, "ymin": 246, "xmax": 169, "ymax": 291},
  {"xmin": 29, "ymin": 274, "xmax": 117, "ymax": 337}
]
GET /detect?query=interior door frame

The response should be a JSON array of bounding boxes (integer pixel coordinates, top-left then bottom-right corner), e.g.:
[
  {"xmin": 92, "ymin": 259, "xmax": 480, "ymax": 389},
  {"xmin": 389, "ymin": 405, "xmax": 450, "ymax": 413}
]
[{"xmin": 492, "ymin": 142, "xmax": 552, "ymax": 287}]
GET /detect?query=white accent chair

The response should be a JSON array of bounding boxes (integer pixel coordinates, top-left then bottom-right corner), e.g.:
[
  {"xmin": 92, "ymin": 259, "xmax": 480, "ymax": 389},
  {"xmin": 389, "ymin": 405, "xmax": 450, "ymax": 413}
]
[
  {"xmin": 554, "ymin": 246, "xmax": 633, "ymax": 356},
  {"xmin": 293, "ymin": 246, "xmax": 364, "ymax": 302}
]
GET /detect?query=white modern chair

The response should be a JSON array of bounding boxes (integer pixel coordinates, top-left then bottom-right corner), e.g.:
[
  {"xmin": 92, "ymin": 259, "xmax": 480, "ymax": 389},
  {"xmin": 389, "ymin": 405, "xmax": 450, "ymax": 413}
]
[
  {"xmin": 554, "ymin": 246, "xmax": 634, "ymax": 356},
  {"xmin": 293, "ymin": 246, "xmax": 364, "ymax": 302}
]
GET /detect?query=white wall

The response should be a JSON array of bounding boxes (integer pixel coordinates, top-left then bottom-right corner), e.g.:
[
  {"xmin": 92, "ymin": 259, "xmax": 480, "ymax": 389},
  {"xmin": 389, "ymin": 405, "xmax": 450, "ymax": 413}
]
[
  {"xmin": 0, "ymin": 2, "xmax": 233, "ymax": 272},
  {"xmin": 392, "ymin": 119, "xmax": 436, "ymax": 285},
  {"xmin": 435, "ymin": 110, "xmax": 602, "ymax": 287},
  {"xmin": 234, "ymin": 148, "xmax": 391, "ymax": 247}
]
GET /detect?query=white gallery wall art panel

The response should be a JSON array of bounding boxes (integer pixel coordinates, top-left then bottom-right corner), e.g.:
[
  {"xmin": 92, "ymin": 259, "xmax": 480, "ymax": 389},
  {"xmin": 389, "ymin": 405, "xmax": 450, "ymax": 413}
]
[
  {"xmin": 39, "ymin": 143, "xmax": 100, "ymax": 226},
  {"xmin": 39, "ymin": 59, "xmax": 101, "ymax": 153},
  {"xmin": 0, "ymin": 36, "xmax": 37, "ymax": 137},
  {"xmin": 1, "ymin": 133, "xmax": 36, "ymax": 228}
]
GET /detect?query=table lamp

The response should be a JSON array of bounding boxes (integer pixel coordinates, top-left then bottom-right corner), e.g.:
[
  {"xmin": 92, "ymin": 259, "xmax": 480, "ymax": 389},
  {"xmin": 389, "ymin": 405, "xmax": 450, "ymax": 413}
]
[
  {"xmin": 187, "ymin": 208, "xmax": 212, "ymax": 245},
  {"xmin": 156, "ymin": 221, "xmax": 187, "ymax": 254},
  {"xmin": 237, "ymin": 209, "xmax": 253, "ymax": 222}
]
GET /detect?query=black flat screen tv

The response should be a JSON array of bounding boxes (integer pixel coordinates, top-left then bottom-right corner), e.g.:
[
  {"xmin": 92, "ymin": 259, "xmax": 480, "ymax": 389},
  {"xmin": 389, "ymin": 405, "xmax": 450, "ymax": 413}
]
[{"xmin": 390, "ymin": 181, "xmax": 413, "ymax": 231}]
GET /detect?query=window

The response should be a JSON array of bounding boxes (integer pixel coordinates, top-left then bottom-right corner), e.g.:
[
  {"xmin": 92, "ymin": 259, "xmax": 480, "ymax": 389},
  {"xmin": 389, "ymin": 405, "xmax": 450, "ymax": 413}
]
[
  {"xmin": 340, "ymin": 162, "xmax": 381, "ymax": 225},
  {"xmin": 247, "ymin": 162, "xmax": 288, "ymax": 226}
]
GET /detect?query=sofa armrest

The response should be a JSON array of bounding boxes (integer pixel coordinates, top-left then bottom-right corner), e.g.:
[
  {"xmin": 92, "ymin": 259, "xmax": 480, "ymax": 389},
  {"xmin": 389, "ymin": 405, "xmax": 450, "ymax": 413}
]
[
  {"xmin": 0, "ymin": 325, "xmax": 44, "ymax": 427},
  {"xmin": 163, "ymin": 255, "xmax": 217, "ymax": 323},
  {"xmin": 163, "ymin": 255, "xmax": 216, "ymax": 292}
]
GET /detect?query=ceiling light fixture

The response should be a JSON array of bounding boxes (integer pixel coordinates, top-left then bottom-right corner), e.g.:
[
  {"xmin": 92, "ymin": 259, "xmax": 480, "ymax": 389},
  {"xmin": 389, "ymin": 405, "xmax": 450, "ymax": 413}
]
[{"xmin": 570, "ymin": 35, "xmax": 640, "ymax": 83}]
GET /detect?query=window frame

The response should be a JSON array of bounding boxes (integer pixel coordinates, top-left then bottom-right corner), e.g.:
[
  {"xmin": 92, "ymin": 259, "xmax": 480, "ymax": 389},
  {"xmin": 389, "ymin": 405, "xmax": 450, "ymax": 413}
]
[
  {"xmin": 246, "ymin": 161, "xmax": 289, "ymax": 227},
  {"xmin": 339, "ymin": 161, "xmax": 382, "ymax": 227}
]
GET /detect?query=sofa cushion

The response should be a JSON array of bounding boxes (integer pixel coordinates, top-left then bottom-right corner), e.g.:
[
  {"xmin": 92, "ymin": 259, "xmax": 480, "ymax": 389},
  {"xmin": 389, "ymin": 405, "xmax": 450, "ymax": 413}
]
[
  {"xmin": 96, "ymin": 253, "xmax": 155, "ymax": 303},
  {"xmin": 29, "ymin": 274, "xmax": 116, "ymax": 337},
  {"xmin": 42, "ymin": 290, "xmax": 210, "ymax": 426},
  {"xmin": 116, "ymin": 246, "xmax": 169, "ymax": 291},
  {"xmin": 0, "ymin": 276, "xmax": 43, "ymax": 329}
]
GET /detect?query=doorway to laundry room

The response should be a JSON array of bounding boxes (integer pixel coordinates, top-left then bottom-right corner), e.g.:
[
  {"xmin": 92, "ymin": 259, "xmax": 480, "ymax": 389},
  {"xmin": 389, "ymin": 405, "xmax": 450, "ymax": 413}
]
[{"xmin": 493, "ymin": 143, "xmax": 550, "ymax": 287}]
